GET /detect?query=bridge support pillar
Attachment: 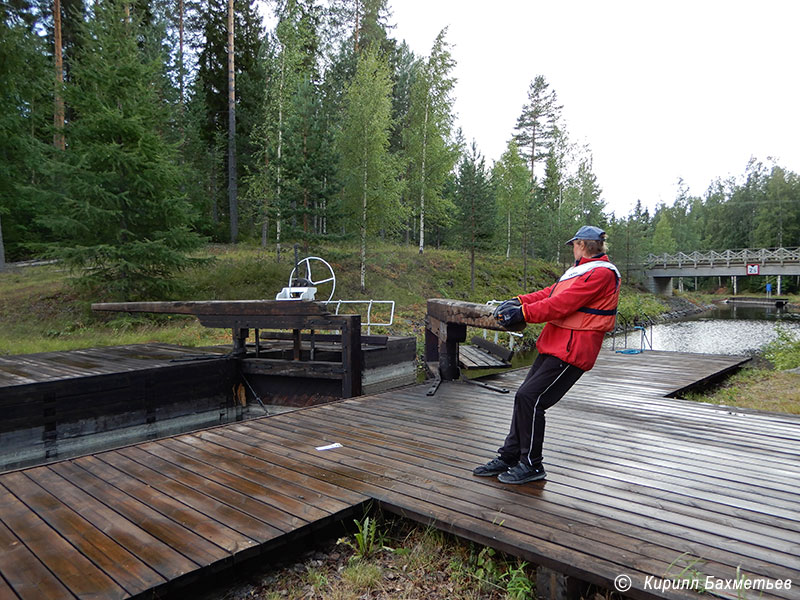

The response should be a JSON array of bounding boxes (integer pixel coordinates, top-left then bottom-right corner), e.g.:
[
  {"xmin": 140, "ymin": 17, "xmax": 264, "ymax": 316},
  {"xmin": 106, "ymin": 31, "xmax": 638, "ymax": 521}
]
[
  {"xmin": 778, "ymin": 275, "xmax": 782, "ymax": 296},
  {"xmin": 647, "ymin": 276, "xmax": 673, "ymax": 296}
]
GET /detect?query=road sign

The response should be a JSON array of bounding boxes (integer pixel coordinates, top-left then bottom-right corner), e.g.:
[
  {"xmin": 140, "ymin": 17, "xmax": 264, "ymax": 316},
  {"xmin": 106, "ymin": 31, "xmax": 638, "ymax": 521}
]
[{"xmin": 746, "ymin": 264, "xmax": 760, "ymax": 275}]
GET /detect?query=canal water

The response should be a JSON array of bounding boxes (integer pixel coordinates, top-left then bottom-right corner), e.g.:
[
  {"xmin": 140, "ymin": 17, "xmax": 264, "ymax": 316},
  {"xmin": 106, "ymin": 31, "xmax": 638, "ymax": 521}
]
[{"xmin": 604, "ymin": 303, "xmax": 800, "ymax": 356}]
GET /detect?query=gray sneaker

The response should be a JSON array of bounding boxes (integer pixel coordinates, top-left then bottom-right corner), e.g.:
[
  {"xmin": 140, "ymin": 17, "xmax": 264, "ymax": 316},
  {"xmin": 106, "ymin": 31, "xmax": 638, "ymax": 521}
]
[
  {"xmin": 473, "ymin": 457, "xmax": 517, "ymax": 477},
  {"xmin": 497, "ymin": 462, "xmax": 546, "ymax": 484}
]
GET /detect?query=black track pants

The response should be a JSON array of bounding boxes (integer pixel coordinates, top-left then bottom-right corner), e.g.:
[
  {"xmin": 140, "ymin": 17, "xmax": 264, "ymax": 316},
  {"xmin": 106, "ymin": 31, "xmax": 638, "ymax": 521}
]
[{"xmin": 498, "ymin": 353, "xmax": 584, "ymax": 467}]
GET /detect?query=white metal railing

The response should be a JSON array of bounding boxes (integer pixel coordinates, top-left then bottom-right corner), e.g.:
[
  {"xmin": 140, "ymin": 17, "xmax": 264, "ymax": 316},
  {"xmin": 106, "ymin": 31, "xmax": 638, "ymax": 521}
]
[
  {"xmin": 327, "ymin": 300, "xmax": 395, "ymax": 335},
  {"xmin": 645, "ymin": 247, "xmax": 800, "ymax": 269}
]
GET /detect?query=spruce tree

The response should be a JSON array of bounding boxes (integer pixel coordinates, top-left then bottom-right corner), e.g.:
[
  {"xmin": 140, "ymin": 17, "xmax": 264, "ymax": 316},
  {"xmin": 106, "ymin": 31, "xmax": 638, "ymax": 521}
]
[
  {"xmin": 455, "ymin": 141, "xmax": 494, "ymax": 295},
  {"xmin": 44, "ymin": 0, "xmax": 203, "ymax": 300},
  {"xmin": 280, "ymin": 78, "xmax": 339, "ymax": 249},
  {"xmin": 0, "ymin": 2, "xmax": 53, "ymax": 263}
]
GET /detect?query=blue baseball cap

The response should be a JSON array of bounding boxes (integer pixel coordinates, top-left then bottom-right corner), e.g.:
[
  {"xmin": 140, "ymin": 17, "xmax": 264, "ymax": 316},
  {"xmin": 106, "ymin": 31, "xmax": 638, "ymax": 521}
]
[{"xmin": 566, "ymin": 225, "xmax": 606, "ymax": 246}]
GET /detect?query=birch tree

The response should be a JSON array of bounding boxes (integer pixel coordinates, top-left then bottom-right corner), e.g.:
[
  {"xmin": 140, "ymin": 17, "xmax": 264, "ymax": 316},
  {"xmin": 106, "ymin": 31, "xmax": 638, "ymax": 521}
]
[
  {"xmin": 227, "ymin": 0, "xmax": 238, "ymax": 243},
  {"xmin": 404, "ymin": 27, "xmax": 458, "ymax": 255},
  {"xmin": 492, "ymin": 140, "xmax": 529, "ymax": 259},
  {"xmin": 338, "ymin": 45, "xmax": 400, "ymax": 291}
]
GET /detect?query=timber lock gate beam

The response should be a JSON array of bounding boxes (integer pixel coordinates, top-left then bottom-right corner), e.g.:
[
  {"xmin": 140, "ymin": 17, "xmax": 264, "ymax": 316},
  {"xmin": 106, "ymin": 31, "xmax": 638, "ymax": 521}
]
[{"xmin": 425, "ymin": 299, "xmax": 523, "ymax": 395}]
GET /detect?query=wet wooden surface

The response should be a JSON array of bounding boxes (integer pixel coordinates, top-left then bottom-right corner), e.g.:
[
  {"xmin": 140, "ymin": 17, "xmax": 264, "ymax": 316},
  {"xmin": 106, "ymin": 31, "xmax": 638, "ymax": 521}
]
[
  {"xmin": 1, "ymin": 350, "xmax": 798, "ymax": 600},
  {"xmin": 0, "ymin": 343, "xmax": 228, "ymax": 387}
]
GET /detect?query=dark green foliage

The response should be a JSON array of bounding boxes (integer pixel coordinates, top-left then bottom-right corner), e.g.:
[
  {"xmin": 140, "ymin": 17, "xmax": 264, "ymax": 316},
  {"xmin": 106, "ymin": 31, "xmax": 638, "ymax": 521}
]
[
  {"xmin": 42, "ymin": 0, "xmax": 203, "ymax": 300},
  {"xmin": 0, "ymin": 5, "xmax": 54, "ymax": 262},
  {"xmin": 192, "ymin": 0, "xmax": 265, "ymax": 238},
  {"xmin": 279, "ymin": 78, "xmax": 340, "ymax": 248},
  {"xmin": 455, "ymin": 142, "xmax": 495, "ymax": 294}
]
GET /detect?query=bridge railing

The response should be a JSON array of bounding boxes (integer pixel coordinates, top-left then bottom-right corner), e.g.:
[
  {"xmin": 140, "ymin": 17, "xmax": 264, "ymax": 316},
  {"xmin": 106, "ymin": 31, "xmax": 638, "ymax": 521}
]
[{"xmin": 645, "ymin": 247, "xmax": 800, "ymax": 269}]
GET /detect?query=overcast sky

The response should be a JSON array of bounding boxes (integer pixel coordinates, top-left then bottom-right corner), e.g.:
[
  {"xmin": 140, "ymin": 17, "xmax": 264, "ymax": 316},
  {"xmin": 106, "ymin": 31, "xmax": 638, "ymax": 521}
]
[{"xmin": 389, "ymin": 0, "xmax": 800, "ymax": 217}]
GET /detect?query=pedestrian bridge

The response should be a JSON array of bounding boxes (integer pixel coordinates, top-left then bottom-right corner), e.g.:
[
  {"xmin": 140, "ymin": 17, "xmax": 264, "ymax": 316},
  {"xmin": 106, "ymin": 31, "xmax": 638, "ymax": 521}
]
[{"xmin": 644, "ymin": 247, "xmax": 800, "ymax": 295}]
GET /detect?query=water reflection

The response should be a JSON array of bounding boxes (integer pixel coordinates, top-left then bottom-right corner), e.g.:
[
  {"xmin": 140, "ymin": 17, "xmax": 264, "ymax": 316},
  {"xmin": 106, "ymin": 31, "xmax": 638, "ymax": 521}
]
[{"xmin": 604, "ymin": 303, "xmax": 800, "ymax": 356}]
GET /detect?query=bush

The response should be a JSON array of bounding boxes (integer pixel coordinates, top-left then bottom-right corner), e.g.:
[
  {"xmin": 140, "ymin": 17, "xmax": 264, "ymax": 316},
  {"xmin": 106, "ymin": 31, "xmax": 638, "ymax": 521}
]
[{"xmin": 763, "ymin": 325, "xmax": 800, "ymax": 370}]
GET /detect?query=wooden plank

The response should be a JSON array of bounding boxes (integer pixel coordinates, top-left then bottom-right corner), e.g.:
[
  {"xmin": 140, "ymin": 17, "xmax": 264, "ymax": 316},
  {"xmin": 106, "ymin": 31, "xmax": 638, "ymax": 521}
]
[
  {"xmin": 254, "ymin": 407, "xmax": 799, "ymax": 592},
  {"xmin": 72, "ymin": 454, "xmax": 254, "ymax": 556},
  {"xmin": 0, "ymin": 472, "xmax": 165, "ymax": 596},
  {"xmin": 96, "ymin": 451, "xmax": 276, "ymax": 545},
  {"xmin": 471, "ymin": 335, "xmax": 514, "ymax": 362},
  {"xmin": 24, "ymin": 466, "xmax": 198, "ymax": 581},
  {"xmin": 426, "ymin": 298, "xmax": 526, "ymax": 332},
  {"xmin": 91, "ymin": 300, "xmax": 331, "ymax": 317},
  {"xmin": 47, "ymin": 460, "xmax": 227, "ymax": 567},
  {"xmin": 0, "ymin": 484, "xmax": 126, "ymax": 599},
  {"xmin": 260, "ymin": 331, "xmax": 389, "ymax": 346},
  {"xmin": 240, "ymin": 358, "xmax": 344, "ymax": 379},
  {"xmin": 0, "ymin": 517, "xmax": 74, "ymax": 600},
  {"xmin": 131, "ymin": 439, "xmax": 322, "ymax": 530},
  {"xmin": 0, "ymin": 572, "xmax": 18, "ymax": 600},
  {"xmin": 459, "ymin": 344, "xmax": 508, "ymax": 369}
]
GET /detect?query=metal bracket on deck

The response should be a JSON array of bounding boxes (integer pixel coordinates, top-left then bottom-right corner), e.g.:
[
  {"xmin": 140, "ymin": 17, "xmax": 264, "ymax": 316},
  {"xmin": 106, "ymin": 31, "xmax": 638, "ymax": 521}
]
[
  {"xmin": 425, "ymin": 362, "xmax": 442, "ymax": 396},
  {"xmin": 459, "ymin": 372, "xmax": 509, "ymax": 394}
]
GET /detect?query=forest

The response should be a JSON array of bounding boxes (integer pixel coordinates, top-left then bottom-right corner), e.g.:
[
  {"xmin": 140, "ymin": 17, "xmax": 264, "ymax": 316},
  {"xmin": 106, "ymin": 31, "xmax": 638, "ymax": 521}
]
[{"xmin": 2, "ymin": 0, "xmax": 799, "ymax": 299}]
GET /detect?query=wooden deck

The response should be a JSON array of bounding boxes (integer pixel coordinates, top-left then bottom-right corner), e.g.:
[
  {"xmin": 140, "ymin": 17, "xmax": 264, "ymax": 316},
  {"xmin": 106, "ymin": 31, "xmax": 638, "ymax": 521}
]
[
  {"xmin": 1, "ymin": 350, "xmax": 798, "ymax": 600},
  {"xmin": 0, "ymin": 343, "xmax": 229, "ymax": 387}
]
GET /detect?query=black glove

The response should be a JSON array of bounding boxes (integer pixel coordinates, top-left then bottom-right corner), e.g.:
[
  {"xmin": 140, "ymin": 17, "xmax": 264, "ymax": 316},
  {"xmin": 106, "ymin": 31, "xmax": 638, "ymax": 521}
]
[
  {"xmin": 492, "ymin": 298, "xmax": 521, "ymax": 319},
  {"xmin": 495, "ymin": 304, "xmax": 525, "ymax": 328}
]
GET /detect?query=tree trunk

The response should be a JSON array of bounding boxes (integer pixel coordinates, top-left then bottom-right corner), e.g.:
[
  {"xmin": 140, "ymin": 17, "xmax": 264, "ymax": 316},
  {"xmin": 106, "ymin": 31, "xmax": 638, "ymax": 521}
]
[
  {"xmin": 227, "ymin": 0, "xmax": 238, "ymax": 243},
  {"xmin": 0, "ymin": 213, "xmax": 6, "ymax": 271},
  {"xmin": 53, "ymin": 0, "xmax": 65, "ymax": 150},
  {"xmin": 179, "ymin": 0, "xmax": 185, "ymax": 108},
  {"xmin": 506, "ymin": 210, "xmax": 511, "ymax": 258},
  {"xmin": 275, "ymin": 51, "xmax": 285, "ymax": 261},
  {"xmin": 470, "ymin": 245, "xmax": 475, "ymax": 295},
  {"xmin": 418, "ymin": 101, "xmax": 429, "ymax": 255},
  {"xmin": 360, "ymin": 150, "xmax": 368, "ymax": 293}
]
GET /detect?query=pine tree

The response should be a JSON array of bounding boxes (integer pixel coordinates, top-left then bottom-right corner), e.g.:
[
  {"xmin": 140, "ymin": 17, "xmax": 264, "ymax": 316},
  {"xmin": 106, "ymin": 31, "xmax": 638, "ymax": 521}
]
[
  {"xmin": 192, "ymin": 0, "xmax": 264, "ymax": 239},
  {"xmin": 44, "ymin": 0, "xmax": 203, "ymax": 299},
  {"xmin": 338, "ymin": 45, "xmax": 401, "ymax": 291},
  {"xmin": 404, "ymin": 27, "xmax": 458, "ymax": 255},
  {"xmin": 513, "ymin": 75, "xmax": 562, "ymax": 186}
]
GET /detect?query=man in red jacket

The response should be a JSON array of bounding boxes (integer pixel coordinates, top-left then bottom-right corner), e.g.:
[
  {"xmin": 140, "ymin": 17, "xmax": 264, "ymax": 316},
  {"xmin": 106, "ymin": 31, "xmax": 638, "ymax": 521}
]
[{"xmin": 473, "ymin": 225, "xmax": 620, "ymax": 484}]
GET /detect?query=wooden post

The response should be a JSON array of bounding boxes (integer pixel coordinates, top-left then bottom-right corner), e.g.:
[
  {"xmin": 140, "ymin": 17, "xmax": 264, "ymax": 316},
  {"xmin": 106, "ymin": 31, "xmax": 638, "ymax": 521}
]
[
  {"xmin": 292, "ymin": 329, "xmax": 301, "ymax": 361},
  {"xmin": 341, "ymin": 315, "xmax": 362, "ymax": 398},
  {"xmin": 232, "ymin": 328, "xmax": 249, "ymax": 356}
]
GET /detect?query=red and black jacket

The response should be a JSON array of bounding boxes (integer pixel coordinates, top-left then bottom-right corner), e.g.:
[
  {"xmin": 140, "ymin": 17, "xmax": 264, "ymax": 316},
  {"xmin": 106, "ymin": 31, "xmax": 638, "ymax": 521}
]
[{"xmin": 517, "ymin": 255, "xmax": 620, "ymax": 371}]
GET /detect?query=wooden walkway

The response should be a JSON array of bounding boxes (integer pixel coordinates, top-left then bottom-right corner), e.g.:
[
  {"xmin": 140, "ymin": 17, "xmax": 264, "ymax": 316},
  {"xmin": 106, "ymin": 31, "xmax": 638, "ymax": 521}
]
[
  {"xmin": 0, "ymin": 343, "xmax": 227, "ymax": 387},
  {"xmin": 1, "ymin": 350, "xmax": 799, "ymax": 600}
]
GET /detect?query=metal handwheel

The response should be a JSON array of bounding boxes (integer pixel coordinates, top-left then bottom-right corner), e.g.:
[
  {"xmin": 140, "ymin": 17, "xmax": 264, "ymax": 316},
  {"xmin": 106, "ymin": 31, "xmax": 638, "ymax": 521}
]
[{"xmin": 289, "ymin": 256, "xmax": 336, "ymax": 303}]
